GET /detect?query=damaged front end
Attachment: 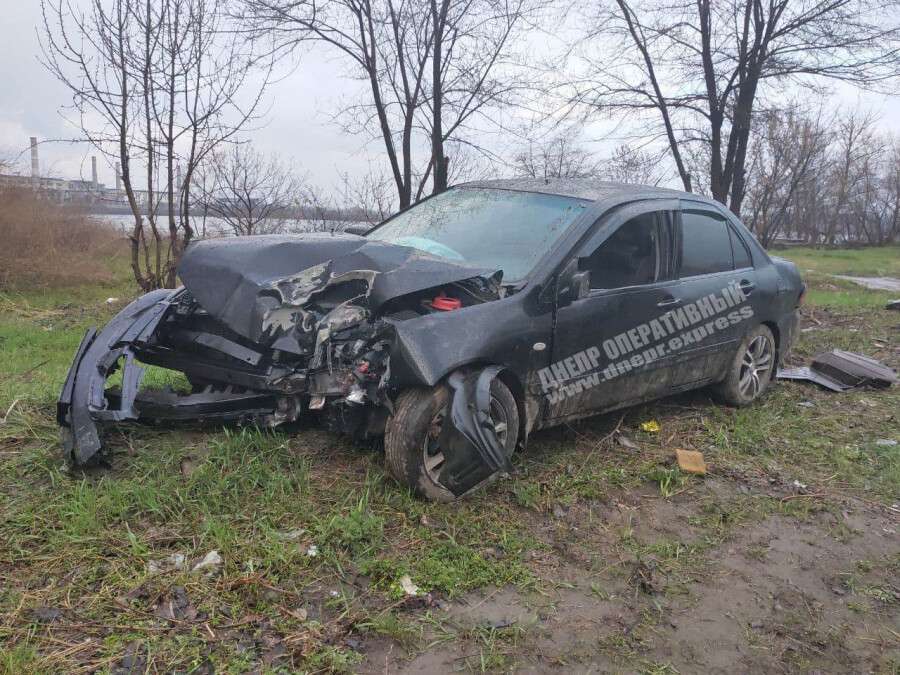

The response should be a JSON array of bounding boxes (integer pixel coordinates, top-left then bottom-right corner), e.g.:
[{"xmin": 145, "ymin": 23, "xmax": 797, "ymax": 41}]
[{"xmin": 58, "ymin": 234, "xmax": 513, "ymax": 496}]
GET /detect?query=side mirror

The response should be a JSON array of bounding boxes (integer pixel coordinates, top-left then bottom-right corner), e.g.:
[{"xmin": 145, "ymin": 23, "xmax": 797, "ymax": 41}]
[
  {"xmin": 556, "ymin": 258, "xmax": 590, "ymax": 307},
  {"xmin": 343, "ymin": 223, "xmax": 373, "ymax": 236}
]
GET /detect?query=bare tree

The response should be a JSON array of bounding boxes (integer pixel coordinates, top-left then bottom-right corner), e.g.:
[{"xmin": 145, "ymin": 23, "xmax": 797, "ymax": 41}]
[
  {"xmin": 41, "ymin": 0, "xmax": 269, "ymax": 289},
  {"xmin": 513, "ymin": 130, "xmax": 602, "ymax": 179},
  {"xmin": 197, "ymin": 144, "xmax": 301, "ymax": 236},
  {"xmin": 571, "ymin": 0, "xmax": 900, "ymax": 216},
  {"xmin": 602, "ymin": 144, "xmax": 668, "ymax": 186},
  {"xmin": 742, "ymin": 107, "xmax": 831, "ymax": 247},
  {"xmin": 238, "ymin": 0, "xmax": 543, "ymax": 209}
]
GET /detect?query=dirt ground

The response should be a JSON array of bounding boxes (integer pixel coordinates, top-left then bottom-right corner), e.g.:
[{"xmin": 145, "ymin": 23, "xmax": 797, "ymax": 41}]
[{"xmin": 358, "ymin": 467, "xmax": 899, "ymax": 674}]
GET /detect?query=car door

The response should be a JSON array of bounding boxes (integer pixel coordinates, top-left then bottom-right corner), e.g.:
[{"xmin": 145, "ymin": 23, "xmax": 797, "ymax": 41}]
[
  {"xmin": 666, "ymin": 201, "xmax": 761, "ymax": 389},
  {"xmin": 544, "ymin": 200, "xmax": 681, "ymax": 420}
]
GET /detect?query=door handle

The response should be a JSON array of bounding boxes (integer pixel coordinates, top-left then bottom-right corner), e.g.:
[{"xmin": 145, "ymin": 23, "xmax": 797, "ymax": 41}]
[
  {"xmin": 657, "ymin": 296, "xmax": 682, "ymax": 309},
  {"xmin": 739, "ymin": 279, "xmax": 756, "ymax": 296}
]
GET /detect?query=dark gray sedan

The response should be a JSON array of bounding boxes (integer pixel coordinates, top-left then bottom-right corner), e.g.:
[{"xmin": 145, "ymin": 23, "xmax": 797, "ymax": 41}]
[{"xmin": 59, "ymin": 179, "xmax": 804, "ymax": 500}]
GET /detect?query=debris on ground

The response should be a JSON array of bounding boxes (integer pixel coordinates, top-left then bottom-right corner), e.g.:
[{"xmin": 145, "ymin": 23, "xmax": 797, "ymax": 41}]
[
  {"xmin": 191, "ymin": 550, "xmax": 222, "ymax": 573},
  {"xmin": 777, "ymin": 349, "xmax": 898, "ymax": 392},
  {"xmin": 305, "ymin": 544, "xmax": 319, "ymax": 557},
  {"xmin": 399, "ymin": 575, "xmax": 420, "ymax": 597},
  {"xmin": 887, "ymin": 299, "xmax": 900, "ymax": 311},
  {"xmin": 875, "ymin": 439, "xmax": 898, "ymax": 447},
  {"xmin": 675, "ymin": 449, "xmax": 707, "ymax": 475},
  {"xmin": 148, "ymin": 553, "xmax": 186, "ymax": 574},
  {"xmin": 617, "ymin": 434, "xmax": 639, "ymax": 449},
  {"xmin": 640, "ymin": 420, "xmax": 661, "ymax": 433}
]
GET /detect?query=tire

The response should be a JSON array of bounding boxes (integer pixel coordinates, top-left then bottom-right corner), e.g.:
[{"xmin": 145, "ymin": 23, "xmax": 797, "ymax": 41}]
[
  {"xmin": 384, "ymin": 379, "xmax": 519, "ymax": 502},
  {"xmin": 713, "ymin": 324, "xmax": 776, "ymax": 406}
]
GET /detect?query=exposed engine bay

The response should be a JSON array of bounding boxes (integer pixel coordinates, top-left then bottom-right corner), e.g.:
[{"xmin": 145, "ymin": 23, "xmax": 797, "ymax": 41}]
[{"xmin": 58, "ymin": 234, "xmax": 518, "ymax": 497}]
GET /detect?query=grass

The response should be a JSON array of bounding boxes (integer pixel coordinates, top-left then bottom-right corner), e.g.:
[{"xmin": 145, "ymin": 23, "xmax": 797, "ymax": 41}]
[
  {"xmin": 773, "ymin": 244, "xmax": 900, "ymax": 277},
  {"xmin": 0, "ymin": 244, "xmax": 898, "ymax": 671}
]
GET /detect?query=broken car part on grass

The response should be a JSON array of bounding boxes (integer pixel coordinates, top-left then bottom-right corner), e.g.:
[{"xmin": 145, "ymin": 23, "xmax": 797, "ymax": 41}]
[
  {"xmin": 58, "ymin": 179, "xmax": 805, "ymax": 500},
  {"xmin": 777, "ymin": 350, "xmax": 898, "ymax": 392}
]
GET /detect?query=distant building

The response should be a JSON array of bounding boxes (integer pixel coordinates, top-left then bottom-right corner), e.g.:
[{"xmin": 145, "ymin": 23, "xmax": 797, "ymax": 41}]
[{"xmin": 0, "ymin": 137, "xmax": 152, "ymax": 212}]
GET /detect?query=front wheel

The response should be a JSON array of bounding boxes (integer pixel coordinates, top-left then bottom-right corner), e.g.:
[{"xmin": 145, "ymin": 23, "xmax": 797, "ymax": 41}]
[
  {"xmin": 713, "ymin": 324, "xmax": 776, "ymax": 406},
  {"xmin": 384, "ymin": 379, "xmax": 519, "ymax": 502}
]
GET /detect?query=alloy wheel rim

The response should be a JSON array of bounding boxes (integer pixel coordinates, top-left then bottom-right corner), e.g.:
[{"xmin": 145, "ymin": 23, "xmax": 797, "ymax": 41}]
[{"xmin": 738, "ymin": 334, "xmax": 773, "ymax": 398}]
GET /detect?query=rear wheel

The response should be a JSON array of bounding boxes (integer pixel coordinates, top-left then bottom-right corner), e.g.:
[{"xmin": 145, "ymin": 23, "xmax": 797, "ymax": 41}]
[
  {"xmin": 713, "ymin": 324, "xmax": 776, "ymax": 406},
  {"xmin": 384, "ymin": 379, "xmax": 519, "ymax": 502}
]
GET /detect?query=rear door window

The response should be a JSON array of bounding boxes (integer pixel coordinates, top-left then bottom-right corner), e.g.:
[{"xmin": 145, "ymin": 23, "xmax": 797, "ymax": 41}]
[
  {"xmin": 680, "ymin": 210, "xmax": 733, "ymax": 276},
  {"xmin": 729, "ymin": 226, "xmax": 752, "ymax": 269}
]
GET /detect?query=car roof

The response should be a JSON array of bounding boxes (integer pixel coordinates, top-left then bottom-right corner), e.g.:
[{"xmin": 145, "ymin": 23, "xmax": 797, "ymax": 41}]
[{"xmin": 456, "ymin": 177, "xmax": 712, "ymax": 206}]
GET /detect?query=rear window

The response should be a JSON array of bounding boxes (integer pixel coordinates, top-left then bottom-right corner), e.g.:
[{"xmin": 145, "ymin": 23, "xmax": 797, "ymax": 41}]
[
  {"xmin": 729, "ymin": 226, "xmax": 752, "ymax": 268},
  {"xmin": 680, "ymin": 210, "xmax": 733, "ymax": 276}
]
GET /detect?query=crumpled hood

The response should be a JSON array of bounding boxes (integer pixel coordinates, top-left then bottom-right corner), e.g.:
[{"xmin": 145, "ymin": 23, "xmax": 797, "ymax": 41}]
[{"xmin": 178, "ymin": 233, "xmax": 498, "ymax": 345}]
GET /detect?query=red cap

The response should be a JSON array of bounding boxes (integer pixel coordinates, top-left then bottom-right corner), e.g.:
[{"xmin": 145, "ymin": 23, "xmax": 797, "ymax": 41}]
[{"xmin": 431, "ymin": 293, "xmax": 462, "ymax": 311}]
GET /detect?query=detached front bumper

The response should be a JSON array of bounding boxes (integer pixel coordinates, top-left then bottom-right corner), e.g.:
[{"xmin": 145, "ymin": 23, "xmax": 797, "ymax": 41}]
[{"xmin": 57, "ymin": 289, "xmax": 280, "ymax": 466}]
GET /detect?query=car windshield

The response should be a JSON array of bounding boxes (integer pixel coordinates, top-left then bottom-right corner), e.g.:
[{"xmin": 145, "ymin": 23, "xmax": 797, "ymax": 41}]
[{"xmin": 367, "ymin": 187, "xmax": 588, "ymax": 283}]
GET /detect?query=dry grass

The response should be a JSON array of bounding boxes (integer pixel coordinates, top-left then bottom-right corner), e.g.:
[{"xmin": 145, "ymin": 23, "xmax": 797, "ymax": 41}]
[{"xmin": 0, "ymin": 188, "xmax": 123, "ymax": 289}]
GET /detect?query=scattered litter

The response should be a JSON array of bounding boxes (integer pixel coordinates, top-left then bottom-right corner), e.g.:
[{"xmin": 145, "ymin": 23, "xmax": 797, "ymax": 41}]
[
  {"xmin": 792, "ymin": 480, "xmax": 807, "ymax": 490},
  {"xmin": 191, "ymin": 550, "xmax": 222, "ymax": 573},
  {"xmin": 617, "ymin": 434, "xmax": 639, "ymax": 449},
  {"xmin": 399, "ymin": 575, "xmax": 420, "ymax": 597},
  {"xmin": 305, "ymin": 544, "xmax": 319, "ymax": 557},
  {"xmin": 797, "ymin": 400, "xmax": 815, "ymax": 408},
  {"xmin": 640, "ymin": 420, "xmax": 661, "ymax": 433},
  {"xmin": 148, "ymin": 552, "xmax": 186, "ymax": 574},
  {"xmin": 277, "ymin": 528, "xmax": 306, "ymax": 540},
  {"xmin": 875, "ymin": 439, "xmax": 898, "ymax": 447},
  {"xmin": 106, "ymin": 297, "xmax": 120, "ymax": 305},
  {"xmin": 777, "ymin": 350, "xmax": 897, "ymax": 392},
  {"xmin": 329, "ymin": 590, "xmax": 340, "ymax": 598},
  {"xmin": 675, "ymin": 449, "xmax": 707, "ymax": 475},
  {"xmin": 886, "ymin": 299, "xmax": 900, "ymax": 311}
]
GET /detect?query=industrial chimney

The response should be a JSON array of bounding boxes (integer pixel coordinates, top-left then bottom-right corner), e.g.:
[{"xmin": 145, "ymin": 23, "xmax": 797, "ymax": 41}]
[
  {"xmin": 91, "ymin": 156, "xmax": 98, "ymax": 188},
  {"xmin": 30, "ymin": 137, "xmax": 39, "ymax": 178}
]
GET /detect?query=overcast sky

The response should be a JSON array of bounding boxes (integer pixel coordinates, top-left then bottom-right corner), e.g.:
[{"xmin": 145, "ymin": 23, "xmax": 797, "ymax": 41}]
[
  {"xmin": 0, "ymin": 1, "xmax": 379, "ymax": 190},
  {"xmin": 3, "ymin": 1, "xmax": 900, "ymax": 195}
]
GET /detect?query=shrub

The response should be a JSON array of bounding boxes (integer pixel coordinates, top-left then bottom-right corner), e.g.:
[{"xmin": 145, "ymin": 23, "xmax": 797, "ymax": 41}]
[{"xmin": 0, "ymin": 187, "xmax": 122, "ymax": 288}]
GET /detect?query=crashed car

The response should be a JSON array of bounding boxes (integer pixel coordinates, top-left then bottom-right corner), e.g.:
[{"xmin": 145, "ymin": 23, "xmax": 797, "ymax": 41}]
[{"xmin": 59, "ymin": 178, "xmax": 804, "ymax": 501}]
